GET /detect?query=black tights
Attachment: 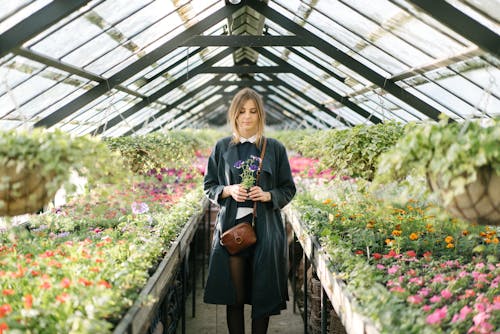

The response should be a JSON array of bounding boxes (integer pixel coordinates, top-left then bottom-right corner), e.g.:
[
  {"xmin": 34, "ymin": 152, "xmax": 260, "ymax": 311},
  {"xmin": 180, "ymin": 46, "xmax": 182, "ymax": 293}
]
[{"xmin": 227, "ymin": 256, "xmax": 270, "ymax": 334}]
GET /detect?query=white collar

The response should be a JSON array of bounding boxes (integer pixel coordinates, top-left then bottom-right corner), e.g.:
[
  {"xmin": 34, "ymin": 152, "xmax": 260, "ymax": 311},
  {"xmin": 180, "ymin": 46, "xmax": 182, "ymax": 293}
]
[{"xmin": 239, "ymin": 134, "xmax": 257, "ymax": 144}]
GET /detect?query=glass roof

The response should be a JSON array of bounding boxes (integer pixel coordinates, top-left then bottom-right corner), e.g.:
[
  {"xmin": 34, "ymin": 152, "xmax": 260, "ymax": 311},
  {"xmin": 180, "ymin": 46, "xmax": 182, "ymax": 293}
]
[{"xmin": 0, "ymin": 0, "xmax": 498, "ymax": 135}]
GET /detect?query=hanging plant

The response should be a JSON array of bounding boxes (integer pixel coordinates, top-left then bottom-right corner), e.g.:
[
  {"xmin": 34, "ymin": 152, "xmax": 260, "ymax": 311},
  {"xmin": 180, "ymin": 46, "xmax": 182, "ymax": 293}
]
[
  {"xmin": 104, "ymin": 131, "xmax": 203, "ymax": 174},
  {"xmin": 375, "ymin": 116, "xmax": 500, "ymax": 225},
  {"xmin": 297, "ymin": 122, "xmax": 404, "ymax": 180},
  {"xmin": 0, "ymin": 128, "xmax": 127, "ymax": 217}
]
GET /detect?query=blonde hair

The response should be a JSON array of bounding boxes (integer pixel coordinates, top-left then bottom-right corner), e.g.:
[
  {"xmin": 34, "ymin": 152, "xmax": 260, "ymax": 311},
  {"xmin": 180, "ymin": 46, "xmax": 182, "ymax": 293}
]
[{"xmin": 227, "ymin": 88, "xmax": 266, "ymax": 146}]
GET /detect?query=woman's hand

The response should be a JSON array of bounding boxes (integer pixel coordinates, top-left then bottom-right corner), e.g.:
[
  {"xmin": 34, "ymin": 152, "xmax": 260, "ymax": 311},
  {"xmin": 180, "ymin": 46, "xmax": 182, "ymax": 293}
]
[
  {"xmin": 223, "ymin": 184, "xmax": 249, "ymax": 202},
  {"xmin": 248, "ymin": 186, "xmax": 272, "ymax": 202}
]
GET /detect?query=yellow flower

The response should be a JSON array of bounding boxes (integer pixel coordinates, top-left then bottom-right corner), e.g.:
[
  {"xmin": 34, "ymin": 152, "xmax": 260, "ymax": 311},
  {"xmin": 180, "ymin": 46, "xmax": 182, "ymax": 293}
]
[
  {"xmin": 409, "ymin": 233, "xmax": 419, "ymax": 240},
  {"xmin": 445, "ymin": 236, "xmax": 454, "ymax": 244},
  {"xmin": 385, "ymin": 238, "xmax": 394, "ymax": 246},
  {"xmin": 446, "ymin": 243, "xmax": 454, "ymax": 248},
  {"xmin": 323, "ymin": 199, "xmax": 332, "ymax": 205},
  {"xmin": 366, "ymin": 221, "xmax": 375, "ymax": 229},
  {"xmin": 492, "ymin": 237, "xmax": 499, "ymax": 244}
]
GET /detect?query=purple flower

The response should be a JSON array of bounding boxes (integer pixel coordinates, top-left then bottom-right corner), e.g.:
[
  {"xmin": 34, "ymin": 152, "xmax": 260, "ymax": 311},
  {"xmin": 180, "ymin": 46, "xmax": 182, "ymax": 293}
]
[
  {"xmin": 234, "ymin": 160, "xmax": 244, "ymax": 169},
  {"xmin": 132, "ymin": 201, "xmax": 149, "ymax": 214},
  {"xmin": 249, "ymin": 163, "xmax": 259, "ymax": 172}
]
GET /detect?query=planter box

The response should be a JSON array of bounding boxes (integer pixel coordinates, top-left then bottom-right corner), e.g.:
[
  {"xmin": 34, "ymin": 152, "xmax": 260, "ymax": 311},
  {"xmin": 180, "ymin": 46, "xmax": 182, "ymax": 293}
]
[
  {"xmin": 113, "ymin": 199, "xmax": 208, "ymax": 334},
  {"xmin": 284, "ymin": 206, "xmax": 379, "ymax": 334}
]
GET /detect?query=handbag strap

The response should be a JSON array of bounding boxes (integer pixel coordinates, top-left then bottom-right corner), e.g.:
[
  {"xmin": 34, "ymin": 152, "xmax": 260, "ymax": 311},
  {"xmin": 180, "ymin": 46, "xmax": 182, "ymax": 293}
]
[{"xmin": 252, "ymin": 138, "xmax": 267, "ymax": 220}]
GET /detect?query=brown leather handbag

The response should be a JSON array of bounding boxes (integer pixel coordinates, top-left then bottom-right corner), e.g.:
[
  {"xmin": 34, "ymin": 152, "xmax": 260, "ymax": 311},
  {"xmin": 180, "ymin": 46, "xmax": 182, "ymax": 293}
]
[{"xmin": 220, "ymin": 138, "xmax": 267, "ymax": 255}]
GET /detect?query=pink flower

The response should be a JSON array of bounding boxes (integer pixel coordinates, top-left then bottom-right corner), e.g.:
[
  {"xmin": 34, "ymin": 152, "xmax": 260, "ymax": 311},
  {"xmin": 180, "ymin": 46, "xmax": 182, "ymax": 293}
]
[
  {"xmin": 407, "ymin": 295, "xmax": 424, "ymax": 304},
  {"xmin": 387, "ymin": 265, "xmax": 400, "ymax": 275},
  {"xmin": 418, "ymin": 287, "xmax": 431, "ymax": 297},
  {"xmin": 456, "ymin": 305, "xmax": 472, "ymax": 322},
  {"xmin": 376, "ymin": 264, "xmax": 385, "ymax": 270},
  {"xmin": 422, "ymin": 305, "xmax": 432, "ymax": 312},
  {"xmin": 389, "ymin": 286, "xmax": 405, "ymax": 293},
  {"xmin": 430, "ymin": 295, "xmax": 442, "ymax": 303},
  {"xmin": 475, "ymin": 262, "xmax": 485, "ymax": 269},
  {"xmin": 426, "ymin": 306, "xmax": 447, "ymax": 325},
  {"xmin": 440, "ymin": 289, "xmax": 453, "ymax": 299}
]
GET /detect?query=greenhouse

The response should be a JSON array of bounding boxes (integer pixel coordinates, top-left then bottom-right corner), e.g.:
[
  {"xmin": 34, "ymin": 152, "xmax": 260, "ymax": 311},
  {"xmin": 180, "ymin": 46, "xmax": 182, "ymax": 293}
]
[{"xmin": 0, "ymin": 0, "xmax": 499, "ymax": 333}]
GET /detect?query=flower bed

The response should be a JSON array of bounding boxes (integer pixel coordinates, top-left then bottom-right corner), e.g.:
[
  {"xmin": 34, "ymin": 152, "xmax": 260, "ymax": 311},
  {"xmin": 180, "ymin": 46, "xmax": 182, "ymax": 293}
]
[
  {"xmin": 0, "ymin": 172, "xmax": 204, "ymax": 333},
  {"xmin": 290, "ymin": 179, "xmax": 499, "ymax": 334}
]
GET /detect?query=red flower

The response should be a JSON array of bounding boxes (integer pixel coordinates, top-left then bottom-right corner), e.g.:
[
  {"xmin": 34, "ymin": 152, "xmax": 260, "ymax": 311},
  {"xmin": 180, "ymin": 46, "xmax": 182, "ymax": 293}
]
[
  {"xmin": 2, "ymin": 290, "xmax": 14, "ymax": 296},
  {"xmin": 373, "ymin": 253, "xmax": 382, "ymax": 260},
  {"xmin": 355, "ymin": 250, "xmax": 364, "ymax": 255},
  {"xmin": 406, "ymin": 250, "xmax": 417, "ymax": 258},
  {"xmin": 0, "ymin": 322, "xmax": 8, "ymax": 334},
  {"xmin": 384, "ymin": 250, "xmax": 398, "ymax": 258},
  {"xmin": 0, "ymin": 304, "xmax": 12, "ymax": 318}
]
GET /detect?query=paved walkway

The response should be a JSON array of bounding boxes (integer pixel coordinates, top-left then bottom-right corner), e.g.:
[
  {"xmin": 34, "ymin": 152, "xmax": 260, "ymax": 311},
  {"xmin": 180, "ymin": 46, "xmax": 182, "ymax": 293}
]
[{"xmin": 179, "ymin": 265, "xmax": 305, "ymax": 334}]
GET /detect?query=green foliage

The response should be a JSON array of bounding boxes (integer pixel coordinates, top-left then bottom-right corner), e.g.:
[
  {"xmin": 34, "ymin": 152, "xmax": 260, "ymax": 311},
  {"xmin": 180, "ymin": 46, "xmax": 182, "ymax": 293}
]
[
  {"xmin": 296, "ymin": 122, "xmax": 404, "ymax": 180},
  {"xmin": 374, "ymin": 117, "xmax": 500, "ymax": 203},
  {"xmin": 104, "ymin": 131, "xmax": 201, "ymax": 174}
]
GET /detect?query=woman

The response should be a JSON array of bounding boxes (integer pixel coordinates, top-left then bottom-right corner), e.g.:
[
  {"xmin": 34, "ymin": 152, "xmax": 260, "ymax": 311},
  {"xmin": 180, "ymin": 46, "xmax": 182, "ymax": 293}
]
[{"xmin": 203, "ymin": 87, "xmax": 296, "ymax": 334}]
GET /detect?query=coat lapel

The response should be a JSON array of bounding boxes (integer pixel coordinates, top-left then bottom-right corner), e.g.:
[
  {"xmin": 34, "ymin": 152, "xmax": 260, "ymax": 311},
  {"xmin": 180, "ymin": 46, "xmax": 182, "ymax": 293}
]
[{"xmin": 223, "ymin": 141, "xmax": 239, "ymax": 184}]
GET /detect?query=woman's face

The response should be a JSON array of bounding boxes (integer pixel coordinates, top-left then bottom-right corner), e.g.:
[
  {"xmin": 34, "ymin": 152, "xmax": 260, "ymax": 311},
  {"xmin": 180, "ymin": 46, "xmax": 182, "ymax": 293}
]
[{"xmin": 236, "ymin": 98, "xmax": 259, "ymax": 136}]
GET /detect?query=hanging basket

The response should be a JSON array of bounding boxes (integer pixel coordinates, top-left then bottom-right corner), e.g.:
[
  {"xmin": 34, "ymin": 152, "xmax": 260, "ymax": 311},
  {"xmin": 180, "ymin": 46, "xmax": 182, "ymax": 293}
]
[
  {"xmin": 0, "ymin": 160, "xmax": 58, "ymax": 217},
  {"xmin": 428, "ymin": 166, "xmax": 500, "ymax": 226}
]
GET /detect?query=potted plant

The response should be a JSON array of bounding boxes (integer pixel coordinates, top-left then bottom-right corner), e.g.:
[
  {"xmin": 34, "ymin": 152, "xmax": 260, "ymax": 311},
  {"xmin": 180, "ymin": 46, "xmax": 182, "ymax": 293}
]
[
  {"xmin": 374, "ymin": 116, "xmax": 500, "ymax": 225},
  {"xmin": 0, "ymin": 128, "xmax": 127, "ymax": 217}
]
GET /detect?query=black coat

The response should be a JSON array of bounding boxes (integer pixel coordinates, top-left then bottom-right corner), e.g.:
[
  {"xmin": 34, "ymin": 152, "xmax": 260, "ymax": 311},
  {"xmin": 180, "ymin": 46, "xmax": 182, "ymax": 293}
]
[{"xmin": 203, "ymin": 136, "xmax": 296, "ymax": 319}]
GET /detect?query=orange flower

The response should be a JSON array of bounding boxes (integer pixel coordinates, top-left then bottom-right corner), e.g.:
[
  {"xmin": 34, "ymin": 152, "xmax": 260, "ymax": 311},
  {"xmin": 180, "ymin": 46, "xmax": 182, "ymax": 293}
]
[
  {"xmin": 492, "ymin": 237, "xmax": 499, "ymax": 244},
  {"xmin": 322, "ymin": 199, "xmax": 332, "ymax": 205},
  {"xmin": 24, "ymin": 294, "xmax": 33, "ymax": 309},
  {"xmin": 78, "ymin": 278, "xmax": 92, "ymax": 286},
  {"xmin": 0, "ymin": 322, "xmax": 8, "ymax": 334},
  {"xmin": 392, "ymin": 230, "xmax": 402, "ymax": 237},
  {"xmin": 444, "ymin": 236, "xmax": 454, "ymax": 244},
  {"xmin": 409, "ymin": 233, "xmax": 419, "ymax": 241},
  {"xmin": 385, "ymin": 238, "xmax": 394, "ymax": 246},
  {"xmin": 98, "ymin": 280, "xmax": 112, "ymax": 288},
  {"xmin": 366, "ymin": 221, "xmax": 375, "ymax": 229},
  {"xmin": 462, "ymin": 230, "xmax": 469, "ymax": 236},
  {"xmin": 446, "ymin": 243, "xmax": 454, "ymax": 248}
]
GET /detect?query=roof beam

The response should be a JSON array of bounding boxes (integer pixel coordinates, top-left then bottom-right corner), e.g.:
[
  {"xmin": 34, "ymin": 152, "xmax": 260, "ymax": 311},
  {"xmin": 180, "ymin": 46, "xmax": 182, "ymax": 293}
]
[
  {"xmin": 14, "ymin": 47, "xmax": 152, "ymax": 101},
  {"xmin": 249, "ymin": 1, "xmax": 443, "ymax": 121},
  {"xmin": 267, "ymin": 74, "xmax": 350, "ymax": 127},
  {"xmin": 34, "ymin": 4, "xmax": 239, "ymax": 128},
  {"xmin": 94, "ymin": 47, "xmax": 234, "ymax": 134},
  {"xmin": 199, "ymin": 65, "xmax": 289, "ymax": 74},
  {"xmin": 256, "ymin": 47, "xmax": 382, "ymax": 124},
  {"xmin": 0, "ymin": 0, "xmax": 91, "ymax": 58},
  {"xmin": 182, "ymin": 35, "xmax": 310, "ymax": 47},
  {"xmin": 123, "ymin": 75, "xmax": 225, "ymax": 135},
  {"xmin": 407, "ymin": 0, "xmax": 499, "ymax": 57}
]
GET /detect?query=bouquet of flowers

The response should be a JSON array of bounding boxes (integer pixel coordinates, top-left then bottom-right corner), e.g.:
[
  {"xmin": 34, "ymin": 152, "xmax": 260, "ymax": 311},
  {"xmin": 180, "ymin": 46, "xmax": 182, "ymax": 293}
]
[{"xmin": 234, "ymin": 155, "xmax": 261, "ymax": 189}]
